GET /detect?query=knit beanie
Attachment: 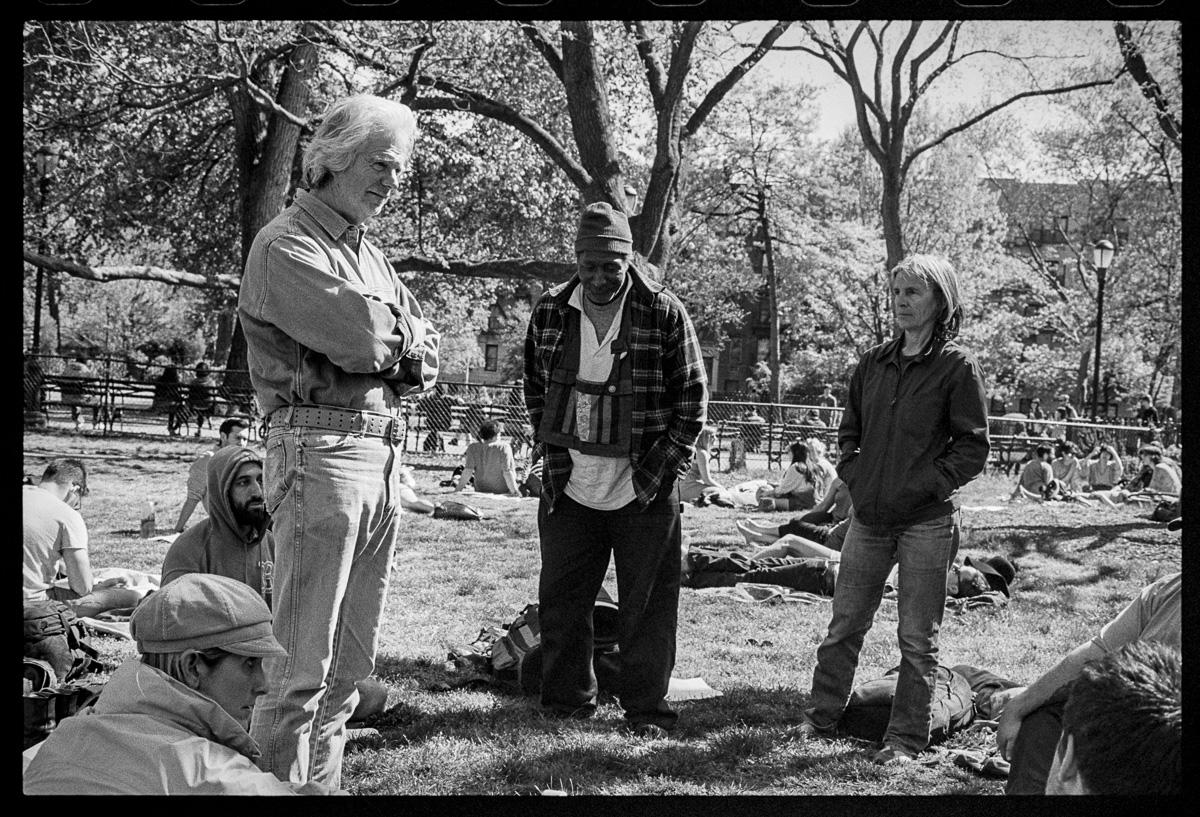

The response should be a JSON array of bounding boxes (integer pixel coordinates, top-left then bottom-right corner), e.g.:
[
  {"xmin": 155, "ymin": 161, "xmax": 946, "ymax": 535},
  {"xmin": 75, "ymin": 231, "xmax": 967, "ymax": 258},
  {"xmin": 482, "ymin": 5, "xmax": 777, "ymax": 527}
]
[{"xmin": 575, "ymin": 202, "xmax": 633, "ymax": 254}]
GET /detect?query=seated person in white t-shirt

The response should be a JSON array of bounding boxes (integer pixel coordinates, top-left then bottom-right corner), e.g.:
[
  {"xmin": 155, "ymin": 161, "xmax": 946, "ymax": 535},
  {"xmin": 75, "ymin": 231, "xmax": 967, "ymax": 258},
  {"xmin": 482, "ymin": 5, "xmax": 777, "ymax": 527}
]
[
  {"xmin": 23, "ymin": 458, "xmax": 142, "ymax": 619},
  {"xmin": 456, "ymin": 420, "xmax": 521, "ymax": 495}
]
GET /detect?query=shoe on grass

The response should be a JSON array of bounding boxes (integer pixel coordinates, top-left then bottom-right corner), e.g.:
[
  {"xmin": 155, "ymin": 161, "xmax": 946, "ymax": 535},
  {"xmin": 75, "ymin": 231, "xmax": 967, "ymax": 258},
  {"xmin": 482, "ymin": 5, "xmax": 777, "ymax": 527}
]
[
  {"xmin": 871, "ymin": 745, "xmax": 915, "ymax": 766},
  {"xmin": 626, "ymin": 722, "xmax": 669, "ymax": 740},
  {"xmin": 785, "ymin": 714, "xmax": 837, "ymax": 741}
]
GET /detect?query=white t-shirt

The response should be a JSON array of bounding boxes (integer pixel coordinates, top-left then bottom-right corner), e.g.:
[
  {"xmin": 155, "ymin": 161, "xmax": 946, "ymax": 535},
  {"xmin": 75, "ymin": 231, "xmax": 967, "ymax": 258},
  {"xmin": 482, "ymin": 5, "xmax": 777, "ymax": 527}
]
[
  {"xmin": 23, "ymin": 485, "xmax": 88, "ymax": 600},
  {"xmin": 564, "ymin": 281, "xmax": 636, "ymax": 511}
]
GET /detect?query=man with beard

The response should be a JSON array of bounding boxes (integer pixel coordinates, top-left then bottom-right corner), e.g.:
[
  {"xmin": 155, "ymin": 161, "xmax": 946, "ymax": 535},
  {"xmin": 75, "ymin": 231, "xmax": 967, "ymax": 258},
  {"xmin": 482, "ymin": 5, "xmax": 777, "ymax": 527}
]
[
  {"xmin": 163, "ymin": 445, "xmax": 273, "ymax": 603},
  {"xmin": 161, "ymin": 444, "xmax": 388, "ymax": 728}
]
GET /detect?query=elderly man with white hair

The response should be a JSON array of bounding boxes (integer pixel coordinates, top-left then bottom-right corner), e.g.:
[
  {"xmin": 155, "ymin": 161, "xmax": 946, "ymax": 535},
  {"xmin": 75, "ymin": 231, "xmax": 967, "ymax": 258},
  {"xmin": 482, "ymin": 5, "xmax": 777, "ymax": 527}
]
[{"xmin": 238, "ymin": 93, "xmax": 439, "ymax": 788}]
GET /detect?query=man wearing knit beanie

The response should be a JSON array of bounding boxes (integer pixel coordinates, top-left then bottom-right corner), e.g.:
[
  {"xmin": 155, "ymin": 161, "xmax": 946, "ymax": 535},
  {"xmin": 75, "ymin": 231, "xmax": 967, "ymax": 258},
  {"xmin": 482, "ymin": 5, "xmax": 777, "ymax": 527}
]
[{"xmin": 524, "ymin": 199, "xmax": 709, "ymax": 740}]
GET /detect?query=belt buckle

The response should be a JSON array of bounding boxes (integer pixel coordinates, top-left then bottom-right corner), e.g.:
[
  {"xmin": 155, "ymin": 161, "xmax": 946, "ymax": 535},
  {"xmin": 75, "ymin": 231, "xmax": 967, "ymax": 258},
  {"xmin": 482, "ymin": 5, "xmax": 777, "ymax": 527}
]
[{"xmin": 388, "ymin": 415, "xmax": 403, "ymax": 442}]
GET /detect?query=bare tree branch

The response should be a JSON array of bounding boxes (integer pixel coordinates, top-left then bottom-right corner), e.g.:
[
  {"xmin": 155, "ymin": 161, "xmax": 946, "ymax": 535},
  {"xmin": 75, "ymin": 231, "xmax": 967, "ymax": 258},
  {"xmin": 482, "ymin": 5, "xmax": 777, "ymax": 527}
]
[
  {"xmin": 683, "ymin": 21, "xmax": 793, "ymax": 140},
  {"xmin": 23, "ymin": 248, "xmax": 576, "ymax": 290},
  {"xmin": 519, "ymin": 21, "xmax": 564, "ymax": 83},
  {"xmin": 406, "ymin": 76, "xmax": 590, "ymax": 191},
  {"xmin": 23, "ymin": 249, "xmax": 241, "ymax": 289},
  {"xmin": 1114, "ymin": 21, "xmax": 1181, "ymax": 148},
  {"xmin": 626, "ymin": 21, "xmax": 667, "ymax": 112},
  {"xmin": 903, "ymin": 75, "xmax": 1119, "ymax": 175}
]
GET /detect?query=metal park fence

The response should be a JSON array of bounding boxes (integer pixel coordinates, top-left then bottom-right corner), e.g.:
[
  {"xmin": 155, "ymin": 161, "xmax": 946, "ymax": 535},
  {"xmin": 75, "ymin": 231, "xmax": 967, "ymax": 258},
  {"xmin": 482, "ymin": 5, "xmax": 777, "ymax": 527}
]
[{"xmin": 22, "ymin": 353, "xmax": 1179, "ymax": 475}]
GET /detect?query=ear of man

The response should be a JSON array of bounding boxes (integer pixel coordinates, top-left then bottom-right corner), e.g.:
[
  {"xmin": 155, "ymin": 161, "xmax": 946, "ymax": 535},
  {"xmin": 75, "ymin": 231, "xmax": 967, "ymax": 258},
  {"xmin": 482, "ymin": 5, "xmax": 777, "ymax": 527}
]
[{"xmin": 1046, "ymin": 733, "xmax": 1087, "ymax": 794}]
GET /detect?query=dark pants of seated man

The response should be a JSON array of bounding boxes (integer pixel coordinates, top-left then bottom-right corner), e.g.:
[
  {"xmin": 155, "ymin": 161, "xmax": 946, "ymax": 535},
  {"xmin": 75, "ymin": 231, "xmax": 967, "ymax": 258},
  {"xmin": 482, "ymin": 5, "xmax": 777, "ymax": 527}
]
[
  {"xmin": 684, "ymin": 551, "xmax": 835, "ymax": 595},
  {"xmin": 1004, "ymin": 683, "xmax": 1070, "ymax": 794}
]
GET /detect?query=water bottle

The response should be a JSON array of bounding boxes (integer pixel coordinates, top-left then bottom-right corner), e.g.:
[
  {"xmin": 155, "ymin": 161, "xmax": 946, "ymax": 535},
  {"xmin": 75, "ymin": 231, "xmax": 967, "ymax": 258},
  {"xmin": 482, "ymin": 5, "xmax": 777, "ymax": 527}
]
[{"xmin": 140, "ymin": 500, "xmax": 157, "ymax": 539}]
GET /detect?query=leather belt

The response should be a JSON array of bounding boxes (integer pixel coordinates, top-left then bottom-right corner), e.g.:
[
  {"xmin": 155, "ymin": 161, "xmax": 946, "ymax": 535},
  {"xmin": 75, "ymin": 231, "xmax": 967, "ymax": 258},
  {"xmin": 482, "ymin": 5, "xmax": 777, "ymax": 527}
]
[{"xmin": 269, "ymin": 405, "xmax": 404, "ymax": 441}]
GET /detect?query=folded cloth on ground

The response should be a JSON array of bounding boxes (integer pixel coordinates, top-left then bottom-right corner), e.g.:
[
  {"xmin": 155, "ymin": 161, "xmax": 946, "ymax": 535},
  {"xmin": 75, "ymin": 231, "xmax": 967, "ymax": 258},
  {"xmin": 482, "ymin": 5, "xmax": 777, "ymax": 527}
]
[
  {"xmin": 688, "ymin": 583, "xmax": 830, "ymax": 605},
  {"xmin": 665, "ymin": 677, "xmax": 722, "ymax": 701},
  {"xmin": 53, "ymin": 567, "xmax": 160, "ymax": 596}
]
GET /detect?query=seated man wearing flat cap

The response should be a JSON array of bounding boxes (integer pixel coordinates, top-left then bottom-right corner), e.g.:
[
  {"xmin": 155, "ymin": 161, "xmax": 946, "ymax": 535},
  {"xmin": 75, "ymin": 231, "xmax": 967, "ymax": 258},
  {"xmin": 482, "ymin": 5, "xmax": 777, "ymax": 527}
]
[{"xmin": 23, "ymin": 573, "xmax": 341, "ymax": 795}]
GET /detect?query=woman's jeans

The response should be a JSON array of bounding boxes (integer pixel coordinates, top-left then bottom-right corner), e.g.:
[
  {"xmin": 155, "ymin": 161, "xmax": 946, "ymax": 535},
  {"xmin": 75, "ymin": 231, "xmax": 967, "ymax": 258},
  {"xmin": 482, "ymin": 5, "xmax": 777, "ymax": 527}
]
[
  {"xmin": 537, "ymin": 484, "xmax": 681, "ymax": 730},
  {"xmin": 806, "ymin": 512, "xmax": 958, "ymax": 754},
  {"xmin": 250, "ymin": 426, "xmax": 403, "ymax": 789}
]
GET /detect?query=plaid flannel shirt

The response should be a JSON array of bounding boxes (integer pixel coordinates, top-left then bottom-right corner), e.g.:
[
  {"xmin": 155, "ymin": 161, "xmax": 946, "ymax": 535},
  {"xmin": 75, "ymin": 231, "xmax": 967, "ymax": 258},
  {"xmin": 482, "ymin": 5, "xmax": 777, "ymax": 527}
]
[{"xmin": 524, "ymin": 261, "xmax": 708, "ymax": 510}]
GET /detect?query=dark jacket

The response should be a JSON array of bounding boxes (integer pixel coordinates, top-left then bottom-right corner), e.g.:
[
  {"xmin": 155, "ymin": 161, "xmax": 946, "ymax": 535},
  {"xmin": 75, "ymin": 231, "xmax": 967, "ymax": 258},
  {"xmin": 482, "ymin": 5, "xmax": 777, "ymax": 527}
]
[{"xmin": 837, "ymin": 335, "xmax": 989, "ymax": 528}]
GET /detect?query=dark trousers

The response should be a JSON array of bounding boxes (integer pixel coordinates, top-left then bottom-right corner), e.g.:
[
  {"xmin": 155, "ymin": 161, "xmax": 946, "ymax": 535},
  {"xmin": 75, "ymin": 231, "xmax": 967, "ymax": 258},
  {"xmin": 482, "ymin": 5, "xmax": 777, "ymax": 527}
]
[
  {"xmin": 1004, "ymin": 684, "xmax": 1069, "ymax": 794},
  {"xmin": 684, "ymin": 551, "xmax": 832, "ymax": 594},
  {"xmin": 537, "ymin": 484, "xmax": 681, "ymax": 729}
]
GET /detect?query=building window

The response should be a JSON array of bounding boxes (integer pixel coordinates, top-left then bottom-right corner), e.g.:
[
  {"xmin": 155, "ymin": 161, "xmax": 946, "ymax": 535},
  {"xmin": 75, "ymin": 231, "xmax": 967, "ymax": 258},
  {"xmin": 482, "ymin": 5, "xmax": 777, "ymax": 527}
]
[
  {"xmin": 756, "ymin": 337, "xmax": 769, "ymax": 362},
  {"xmin": 728, "ymin": 342, "xmax": 743, "ymax": 366},
  {"xmin": 484, "ymin": 344, "xmax": 499, "ymax": 372}
]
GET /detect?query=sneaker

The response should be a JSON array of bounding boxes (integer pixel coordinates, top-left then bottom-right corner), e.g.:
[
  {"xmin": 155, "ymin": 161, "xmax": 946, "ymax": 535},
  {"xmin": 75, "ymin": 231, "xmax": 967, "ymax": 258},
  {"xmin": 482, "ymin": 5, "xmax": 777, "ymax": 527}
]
[
  {"xmin": 785, "ymin": 717, "xmax": 833, "ymax": 741},
  {"xmin": 627, "ymin": 722, "xmax": 669, "ymax": 740},
  {"xmin": 871, "ymin": 745, "xmax": 915, "ymax": 766}
]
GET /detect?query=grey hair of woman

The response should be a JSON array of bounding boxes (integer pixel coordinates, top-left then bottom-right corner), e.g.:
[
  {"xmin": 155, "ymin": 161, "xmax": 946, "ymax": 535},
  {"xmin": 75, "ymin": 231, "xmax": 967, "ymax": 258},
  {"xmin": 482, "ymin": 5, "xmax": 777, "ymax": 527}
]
[
  {"xmin": 303, "ymin": 94, "xmax": 417, "ymax": 190},
  {"xmin": 890, "ymin": 254, "xmax": 964, "ymax": 344}
]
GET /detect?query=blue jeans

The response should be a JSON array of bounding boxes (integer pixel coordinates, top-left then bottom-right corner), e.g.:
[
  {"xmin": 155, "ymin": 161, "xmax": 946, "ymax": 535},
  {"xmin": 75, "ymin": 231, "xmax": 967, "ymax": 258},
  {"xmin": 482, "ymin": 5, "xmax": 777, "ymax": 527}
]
[
  {"xmin": 250, "ymin": 426, "xmax": 403, "ymax": 788},
  {"xmin": 537, "ymin": 485, "xmax": 681, "ymax": 729},
  {"xmin": 807, "ymin": 512, "xmax": 958, "ymax": 755}
]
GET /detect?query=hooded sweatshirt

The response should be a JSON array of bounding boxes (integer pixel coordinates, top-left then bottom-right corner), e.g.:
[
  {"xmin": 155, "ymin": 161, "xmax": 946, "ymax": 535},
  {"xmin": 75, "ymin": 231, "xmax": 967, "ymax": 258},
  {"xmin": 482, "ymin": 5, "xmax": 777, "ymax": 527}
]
[
  {"xmin": 162, "ymin": 445, "xmax": 273, "ymax": 603},
  {"xmin": 23, "ymin": 658, "xmax": 336, "ymax": 794}
]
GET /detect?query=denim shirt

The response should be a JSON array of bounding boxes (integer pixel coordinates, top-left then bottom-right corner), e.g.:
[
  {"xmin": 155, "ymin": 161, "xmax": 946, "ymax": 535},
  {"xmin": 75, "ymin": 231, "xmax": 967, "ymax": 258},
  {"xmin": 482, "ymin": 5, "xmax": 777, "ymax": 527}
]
[
  {"xmin": 238, "ymin": 190, "xmax": 438, "ymax": 417},
  {"xmin": 836, "ymin": 336, "xmax": 990, "ymax": 528}
]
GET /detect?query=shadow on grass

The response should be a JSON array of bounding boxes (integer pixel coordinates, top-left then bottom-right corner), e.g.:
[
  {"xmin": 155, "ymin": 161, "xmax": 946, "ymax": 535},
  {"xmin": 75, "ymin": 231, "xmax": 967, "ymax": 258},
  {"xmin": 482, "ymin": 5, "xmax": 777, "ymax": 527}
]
[{"xmin": 970, "ymin": 520, "xmax": 1154, "ymax": 559}]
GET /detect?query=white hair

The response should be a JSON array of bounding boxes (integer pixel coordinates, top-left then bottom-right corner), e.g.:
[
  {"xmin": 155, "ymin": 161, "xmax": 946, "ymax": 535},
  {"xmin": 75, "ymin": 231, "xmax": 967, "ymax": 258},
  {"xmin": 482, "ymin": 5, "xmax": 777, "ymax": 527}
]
[{"xmin": 303, "ymin": 95, "xmax": 417, "ymax": 189}]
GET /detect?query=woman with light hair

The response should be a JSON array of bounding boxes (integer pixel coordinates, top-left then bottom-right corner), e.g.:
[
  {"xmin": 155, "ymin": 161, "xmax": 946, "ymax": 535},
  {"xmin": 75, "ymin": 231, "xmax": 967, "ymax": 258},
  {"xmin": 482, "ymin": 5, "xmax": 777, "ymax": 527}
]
[
  {"xmin": 792, "ymin": 253, "xmax": 990, "ymax": 766},
  {"xmin": 678, "ymin": 425, "xmax": 734, "ymax": 507},
  {"xmin": 805, "ymin": 436, "xmax": 839, "ymax": 504}
]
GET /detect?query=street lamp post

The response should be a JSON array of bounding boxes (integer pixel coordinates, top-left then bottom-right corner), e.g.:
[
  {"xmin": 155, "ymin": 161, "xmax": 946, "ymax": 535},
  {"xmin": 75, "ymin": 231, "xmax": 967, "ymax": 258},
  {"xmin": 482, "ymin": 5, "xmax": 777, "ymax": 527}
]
[
  {"xmin": 1090, "ymin": 239, "xmax": 1115, "ymax": 420},
  {"xmin": 32, "ymin": 143, "xmax": 61, "ymax": 353}
]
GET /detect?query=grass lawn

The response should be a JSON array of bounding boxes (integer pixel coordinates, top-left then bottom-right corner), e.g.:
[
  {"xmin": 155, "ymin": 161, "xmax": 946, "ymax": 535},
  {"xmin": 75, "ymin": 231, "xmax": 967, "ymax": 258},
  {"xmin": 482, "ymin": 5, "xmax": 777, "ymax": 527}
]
[{"xmin": 23, "ymin": 428, "xmax": 1181, "ymax": 796}]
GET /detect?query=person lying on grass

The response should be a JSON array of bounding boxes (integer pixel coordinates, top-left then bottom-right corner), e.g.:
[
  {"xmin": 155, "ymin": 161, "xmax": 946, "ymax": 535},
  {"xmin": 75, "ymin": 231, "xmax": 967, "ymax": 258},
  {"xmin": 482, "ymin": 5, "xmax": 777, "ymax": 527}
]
[
  {"xmin": 736, "ymin": 476, "xmax": 852, "ymax": 549},
  {"xmin": 681, "ymin": 535, "xmax": 1015, "ymax": 603}
]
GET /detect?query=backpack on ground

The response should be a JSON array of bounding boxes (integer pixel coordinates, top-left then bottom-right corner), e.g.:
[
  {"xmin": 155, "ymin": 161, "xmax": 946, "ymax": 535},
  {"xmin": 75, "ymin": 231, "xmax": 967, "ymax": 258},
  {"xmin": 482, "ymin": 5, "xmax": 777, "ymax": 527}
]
[
  {"xmin": 515, "ymin": 591, "xmax": 622, "ymax": 698},
  {"xmin": 24, "ymin": 657, "xmax": 105, "ymax": 750},
  {"xmin": 1151, "ymin": 498, "xmax": 1180, "ymax": 523},
  {"xmin": 839, "ymin": 664, "xmax": 975, "ymax": 746},
  {"xmin": 23, "ymin": 599, "xmax": 103, "ymax": 684}
]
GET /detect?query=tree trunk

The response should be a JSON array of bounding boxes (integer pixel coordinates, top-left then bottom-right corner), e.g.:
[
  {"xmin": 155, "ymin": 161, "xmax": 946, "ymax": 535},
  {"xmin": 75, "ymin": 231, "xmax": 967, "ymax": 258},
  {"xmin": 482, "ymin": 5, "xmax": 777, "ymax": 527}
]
[
  {"xmin": 879, "ymin": 163, "xmax": 906, "ymax": 271},
  {"xmin": 560, "ymin": 22, "xmax": 625, "ymax": 209},
  {"xmin": 224, "ymin": 30, "xmax": 318, "ymax": 386}
]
